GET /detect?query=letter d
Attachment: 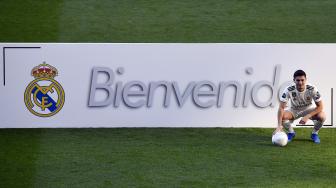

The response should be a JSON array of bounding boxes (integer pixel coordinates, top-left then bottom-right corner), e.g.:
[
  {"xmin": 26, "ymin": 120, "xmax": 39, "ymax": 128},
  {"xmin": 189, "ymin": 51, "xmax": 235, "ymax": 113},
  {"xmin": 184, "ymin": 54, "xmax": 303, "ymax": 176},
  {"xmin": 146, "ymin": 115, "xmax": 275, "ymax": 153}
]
[{"xmin": 252, "ymin": 65, "xmax": 281, "ymax": 108}]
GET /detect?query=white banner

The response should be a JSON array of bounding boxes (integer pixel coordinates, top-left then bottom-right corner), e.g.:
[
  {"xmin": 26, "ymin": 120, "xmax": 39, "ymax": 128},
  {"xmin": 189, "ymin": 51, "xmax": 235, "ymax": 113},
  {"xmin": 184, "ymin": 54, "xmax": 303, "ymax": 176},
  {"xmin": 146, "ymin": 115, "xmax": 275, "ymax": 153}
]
[{"xmin": 0, "ymin": 43, "xmax": 334, "ymax": 128}]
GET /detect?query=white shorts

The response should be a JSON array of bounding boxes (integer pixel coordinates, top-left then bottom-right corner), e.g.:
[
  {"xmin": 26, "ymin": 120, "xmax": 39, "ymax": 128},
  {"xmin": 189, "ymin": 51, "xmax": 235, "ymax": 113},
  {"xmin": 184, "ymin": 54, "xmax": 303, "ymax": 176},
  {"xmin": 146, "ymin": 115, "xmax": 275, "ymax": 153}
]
[{"xmin": 286, "ymin": 106, "xmax": 315, "ymax": 120}]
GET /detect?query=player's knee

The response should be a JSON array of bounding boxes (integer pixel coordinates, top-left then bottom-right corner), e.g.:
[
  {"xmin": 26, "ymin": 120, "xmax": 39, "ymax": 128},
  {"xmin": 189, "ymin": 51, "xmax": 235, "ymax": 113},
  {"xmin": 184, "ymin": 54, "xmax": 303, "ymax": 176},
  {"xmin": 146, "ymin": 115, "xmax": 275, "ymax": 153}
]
[
  {"xmin": 315, "ymin": 112, "xmax": 326, "ymax": 122},
  {"xmin": 282, "ymin": 112, "xmax": 294, "ymax": 121},
  {"xmin": 319, "ymin": 115, "xmax": 326, "ymax": 123}
]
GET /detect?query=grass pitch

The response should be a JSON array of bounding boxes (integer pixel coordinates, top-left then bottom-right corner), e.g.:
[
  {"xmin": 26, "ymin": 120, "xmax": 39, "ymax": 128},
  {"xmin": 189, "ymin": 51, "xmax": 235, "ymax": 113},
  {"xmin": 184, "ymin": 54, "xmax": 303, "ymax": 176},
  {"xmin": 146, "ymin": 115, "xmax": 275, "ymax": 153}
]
[
  {"xmin": 1, "ymin": 0, "xmax": 336, "ymax": 187},
  {"xmin": 1, "ymin": 0, "xmax": 336, "ymax": 42},
  {"xmin": 0, "ymin": 128, "xmax": 335, "ymax": 187}
]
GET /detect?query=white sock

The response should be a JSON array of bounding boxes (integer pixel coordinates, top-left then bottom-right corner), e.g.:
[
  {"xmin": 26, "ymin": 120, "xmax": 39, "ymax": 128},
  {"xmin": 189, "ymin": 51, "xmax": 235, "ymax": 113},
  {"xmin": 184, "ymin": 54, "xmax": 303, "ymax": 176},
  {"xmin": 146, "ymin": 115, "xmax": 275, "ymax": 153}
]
[
  {"xmin": 312, "ymin": 120, "xmax": 323, "ymax": 135},
  {"xmin": 283, "ymin": 120, "xmax": 294, "ymax": 133}
]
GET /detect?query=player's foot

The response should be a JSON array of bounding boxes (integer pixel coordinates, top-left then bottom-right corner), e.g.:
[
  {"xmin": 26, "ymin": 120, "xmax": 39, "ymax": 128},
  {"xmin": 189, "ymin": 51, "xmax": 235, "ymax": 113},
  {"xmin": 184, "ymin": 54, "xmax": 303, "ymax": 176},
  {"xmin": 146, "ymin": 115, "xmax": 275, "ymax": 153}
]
[
  {"xmin": 311, "ymin": 133, "xmax": 320, "ymax": 144},
  {"xmin": 287, "ymin": 132, "xmax": 296, "ymax": 142}
]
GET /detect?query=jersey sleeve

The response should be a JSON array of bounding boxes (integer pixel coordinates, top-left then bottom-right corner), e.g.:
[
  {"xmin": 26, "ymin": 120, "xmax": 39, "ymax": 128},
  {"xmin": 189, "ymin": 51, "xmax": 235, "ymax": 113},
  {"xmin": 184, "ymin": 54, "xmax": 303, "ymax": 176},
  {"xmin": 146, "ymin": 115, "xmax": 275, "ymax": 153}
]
[
  {"xmin": 280, "ymin": 88, "xmax": 289, "ymax": 103},
  {"xmin": 313, "ymin": 87, "xmax": 322, "ymax": 103}
]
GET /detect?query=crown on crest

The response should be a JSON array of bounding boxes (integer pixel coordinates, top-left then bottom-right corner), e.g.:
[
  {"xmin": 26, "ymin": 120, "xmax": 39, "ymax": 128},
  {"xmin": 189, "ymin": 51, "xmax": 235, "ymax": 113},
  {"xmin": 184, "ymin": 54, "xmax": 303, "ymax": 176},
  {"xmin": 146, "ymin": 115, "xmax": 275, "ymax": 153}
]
[{"xmin": 31, "ymin": 62, "xmax": 58, "ymax": 78}]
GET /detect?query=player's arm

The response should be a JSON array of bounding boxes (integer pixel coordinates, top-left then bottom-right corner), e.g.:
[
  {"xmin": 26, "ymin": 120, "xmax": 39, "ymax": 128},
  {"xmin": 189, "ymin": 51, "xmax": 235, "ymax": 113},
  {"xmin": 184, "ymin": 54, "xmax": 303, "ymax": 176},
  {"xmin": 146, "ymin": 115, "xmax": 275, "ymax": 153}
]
[
  {"xmin": 274, "ymin": 89, "xmax": 289, "ymax": 134},
  {"xmin": 299, "ymin": 100, "xmax": 323, "ymax": 124},
  {"xmin": 299, "ymin": 88, "xmax": 323, "ymax": 124},
  {"xmin": 275, "ymin": 101, "xmax": 287, "ymax": 133}
]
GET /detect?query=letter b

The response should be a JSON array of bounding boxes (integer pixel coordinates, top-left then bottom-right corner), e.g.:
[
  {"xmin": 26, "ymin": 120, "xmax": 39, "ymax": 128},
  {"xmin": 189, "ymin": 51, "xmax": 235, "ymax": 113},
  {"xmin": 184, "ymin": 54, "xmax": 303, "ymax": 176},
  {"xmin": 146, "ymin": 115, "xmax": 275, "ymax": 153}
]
[{"xmin": 88, "ymin": 67, "xmax": 114, "ymax": 107}]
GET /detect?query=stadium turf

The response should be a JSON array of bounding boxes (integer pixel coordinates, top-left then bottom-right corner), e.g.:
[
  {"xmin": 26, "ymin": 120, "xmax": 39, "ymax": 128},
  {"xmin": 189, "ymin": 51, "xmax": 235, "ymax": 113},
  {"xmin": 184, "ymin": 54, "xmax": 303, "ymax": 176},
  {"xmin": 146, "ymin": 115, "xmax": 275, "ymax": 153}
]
[
  {"xmin": 0, "ymin": 128, "xmax": 335, "ymax": 187},
  {"xmin": 1, "ymin": 0, "xmax": 336, "ymax": 187},
  {"xmin": 1, "ymin": 0, "xmax": 336, "ymax": 42}
]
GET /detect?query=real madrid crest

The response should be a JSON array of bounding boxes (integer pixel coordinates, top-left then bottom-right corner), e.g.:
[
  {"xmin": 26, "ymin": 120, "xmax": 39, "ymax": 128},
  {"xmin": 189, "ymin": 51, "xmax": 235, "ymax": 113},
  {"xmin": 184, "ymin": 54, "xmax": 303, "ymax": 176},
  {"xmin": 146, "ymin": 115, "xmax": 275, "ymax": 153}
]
[{"xmin": 24, "ymin": 62, "xmax": 65, "ymax": 117}]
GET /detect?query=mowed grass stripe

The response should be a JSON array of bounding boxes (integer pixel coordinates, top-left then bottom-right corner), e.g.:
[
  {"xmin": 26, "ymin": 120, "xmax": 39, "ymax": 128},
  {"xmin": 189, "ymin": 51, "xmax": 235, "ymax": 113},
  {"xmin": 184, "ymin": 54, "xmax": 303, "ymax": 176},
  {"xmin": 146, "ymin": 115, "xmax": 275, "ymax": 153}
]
[
  {"xmin": 57, "ymin": 0, "xmax": 336, "ymax": 42},
  {"xmin": 0, "ymin": 1, "xmax": 62, "ymax": 42}
]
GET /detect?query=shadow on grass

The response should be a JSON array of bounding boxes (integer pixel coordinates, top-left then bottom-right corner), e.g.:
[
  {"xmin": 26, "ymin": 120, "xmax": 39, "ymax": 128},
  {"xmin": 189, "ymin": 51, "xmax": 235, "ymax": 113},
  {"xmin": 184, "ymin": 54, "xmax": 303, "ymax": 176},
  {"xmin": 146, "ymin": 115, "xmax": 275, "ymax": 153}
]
[
  {"xmin": 256, "ymin": 143, "xmax": 277, "ymax": 147},
  {"xmin": 291, "ymin": 138, "xmax": 311, "ymax": 142}
]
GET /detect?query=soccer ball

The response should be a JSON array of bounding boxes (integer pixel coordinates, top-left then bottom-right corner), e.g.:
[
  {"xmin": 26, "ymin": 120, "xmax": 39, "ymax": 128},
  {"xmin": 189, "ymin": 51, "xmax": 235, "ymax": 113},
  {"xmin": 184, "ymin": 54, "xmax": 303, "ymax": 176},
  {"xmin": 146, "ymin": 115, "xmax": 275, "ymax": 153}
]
[{"xmin": 272, "ymin": 131, "xmax": 288, "ymax": 146}]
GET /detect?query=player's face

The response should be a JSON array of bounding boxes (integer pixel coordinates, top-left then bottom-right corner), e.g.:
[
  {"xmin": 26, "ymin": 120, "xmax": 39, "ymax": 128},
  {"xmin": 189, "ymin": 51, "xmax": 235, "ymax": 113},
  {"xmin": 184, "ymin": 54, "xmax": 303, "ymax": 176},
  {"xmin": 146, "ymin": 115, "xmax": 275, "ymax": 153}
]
[{"xmin": 294, "ymin": 76, "xmax": 306, "ymax": 92}]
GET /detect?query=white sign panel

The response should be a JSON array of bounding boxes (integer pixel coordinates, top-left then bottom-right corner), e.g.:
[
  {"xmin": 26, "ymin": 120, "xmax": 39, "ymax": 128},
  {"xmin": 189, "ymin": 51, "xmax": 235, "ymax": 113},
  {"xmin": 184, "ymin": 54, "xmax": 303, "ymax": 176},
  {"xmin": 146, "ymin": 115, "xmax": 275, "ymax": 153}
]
[{"xmin": 0, "ymin": 44, "xmax": 334, "ymax": 128}]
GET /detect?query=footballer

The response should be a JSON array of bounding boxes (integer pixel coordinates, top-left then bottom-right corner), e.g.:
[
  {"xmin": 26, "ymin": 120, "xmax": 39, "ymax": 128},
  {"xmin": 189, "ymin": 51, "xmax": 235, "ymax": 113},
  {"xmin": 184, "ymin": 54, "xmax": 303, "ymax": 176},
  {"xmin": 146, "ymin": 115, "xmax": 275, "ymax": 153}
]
[{"xmin": 275, "ymin": 70, "xmax": 326, "ymax": 143}]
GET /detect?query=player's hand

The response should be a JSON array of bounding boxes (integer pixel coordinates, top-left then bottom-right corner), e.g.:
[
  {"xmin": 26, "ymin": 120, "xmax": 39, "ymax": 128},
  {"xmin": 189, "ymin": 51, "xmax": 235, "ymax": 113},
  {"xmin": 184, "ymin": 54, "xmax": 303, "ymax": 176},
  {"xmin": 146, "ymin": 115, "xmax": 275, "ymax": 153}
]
[
  {"xmin": 299, "ymin": 116, "xmax": 309, "ymax": 124},
  {"xmin": 273, "ymin": 126, "xmax": 283, "ymax": 135}
]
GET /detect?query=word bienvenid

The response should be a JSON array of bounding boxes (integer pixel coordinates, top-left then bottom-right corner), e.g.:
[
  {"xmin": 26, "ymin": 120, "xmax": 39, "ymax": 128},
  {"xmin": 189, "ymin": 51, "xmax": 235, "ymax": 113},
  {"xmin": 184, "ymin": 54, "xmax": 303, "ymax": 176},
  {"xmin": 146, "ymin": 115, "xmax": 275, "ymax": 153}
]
[{"xmin": 88, "ymin": 65, "xmax": 289, "ymax": 108}]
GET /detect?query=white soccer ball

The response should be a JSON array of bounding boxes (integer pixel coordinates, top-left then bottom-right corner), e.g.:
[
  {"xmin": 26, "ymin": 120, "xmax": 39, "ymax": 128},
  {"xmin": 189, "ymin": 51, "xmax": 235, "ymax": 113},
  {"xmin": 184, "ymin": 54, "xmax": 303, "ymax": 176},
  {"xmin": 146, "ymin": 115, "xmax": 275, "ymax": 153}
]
[{"xmin": 272, "ymin": 131, "xmax": 288, "ymax": 146}]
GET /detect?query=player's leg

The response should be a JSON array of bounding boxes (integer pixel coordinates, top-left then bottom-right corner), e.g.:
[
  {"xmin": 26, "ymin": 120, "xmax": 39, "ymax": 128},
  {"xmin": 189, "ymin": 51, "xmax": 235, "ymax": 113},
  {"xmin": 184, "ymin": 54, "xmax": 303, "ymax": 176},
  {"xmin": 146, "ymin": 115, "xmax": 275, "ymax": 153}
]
[
  {"xmin": 310, "ymin": 111, "xmax": 326, "ymax": 143},
  {"xmin": 311, "ymin": 111, "xmax": 326, "ymax": 133},
  {"xmin": 282, "ymin": 111, "xmax": 296, "ymax": 141}
]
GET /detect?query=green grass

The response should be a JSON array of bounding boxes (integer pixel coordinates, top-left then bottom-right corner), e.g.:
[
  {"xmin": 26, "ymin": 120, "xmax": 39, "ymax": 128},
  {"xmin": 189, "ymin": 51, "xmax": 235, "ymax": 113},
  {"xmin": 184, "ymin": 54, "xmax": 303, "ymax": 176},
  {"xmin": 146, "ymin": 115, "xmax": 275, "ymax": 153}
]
[
  {"xmin": 1, "ymin": 0, "xmax": 336, "ymax": 42},
  {"xmin": 1, "ymin": 1, "xmax": 336, "ymax": 187},
  {"xmin": 0, "ymin": 128, "xmax": 335, "ymax": 187}
]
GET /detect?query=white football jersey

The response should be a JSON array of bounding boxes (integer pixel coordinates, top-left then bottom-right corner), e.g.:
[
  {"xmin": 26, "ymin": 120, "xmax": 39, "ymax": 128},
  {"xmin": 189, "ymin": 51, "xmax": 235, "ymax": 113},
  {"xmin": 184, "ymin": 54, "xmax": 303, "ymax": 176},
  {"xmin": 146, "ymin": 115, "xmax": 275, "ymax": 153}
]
[{"xmin": 280, "ymin": 83, "xmax": 322, "ymax": 109}]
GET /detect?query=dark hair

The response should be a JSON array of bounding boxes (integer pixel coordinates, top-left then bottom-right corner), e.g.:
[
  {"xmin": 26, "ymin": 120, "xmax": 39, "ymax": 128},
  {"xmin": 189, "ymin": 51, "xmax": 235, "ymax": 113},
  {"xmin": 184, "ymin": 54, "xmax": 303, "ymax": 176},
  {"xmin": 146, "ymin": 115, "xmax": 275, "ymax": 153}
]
[{"xmin": 293, "ymin": 70, "xmax": 306, "ymax": 79}]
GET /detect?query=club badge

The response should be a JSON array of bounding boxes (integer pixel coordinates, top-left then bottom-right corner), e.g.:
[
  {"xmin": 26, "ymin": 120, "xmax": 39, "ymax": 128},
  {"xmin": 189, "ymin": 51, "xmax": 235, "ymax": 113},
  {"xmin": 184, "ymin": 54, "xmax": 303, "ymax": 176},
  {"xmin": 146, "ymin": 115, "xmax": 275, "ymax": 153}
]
[{"xmin": 24, "ymin": 63, "xmax": 65, "ymax": 117}]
